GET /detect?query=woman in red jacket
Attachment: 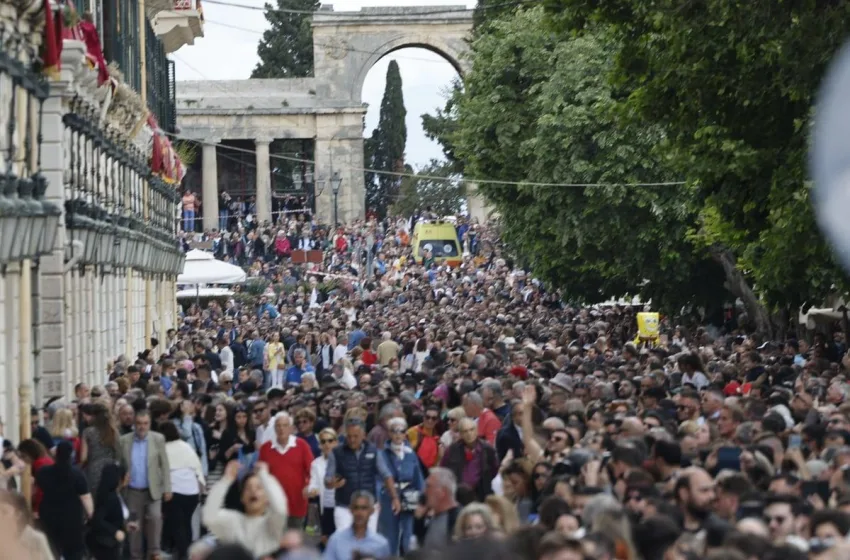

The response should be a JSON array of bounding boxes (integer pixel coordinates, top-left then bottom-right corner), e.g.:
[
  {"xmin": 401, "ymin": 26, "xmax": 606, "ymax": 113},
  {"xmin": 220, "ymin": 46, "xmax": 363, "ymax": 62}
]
[
  {"xmin": 258, "ymin": 412, "xmax": 313, "ymax": 530},
  {"xmin": 17, "ymin": 439, "xmax": 54, "ymax": 515}
]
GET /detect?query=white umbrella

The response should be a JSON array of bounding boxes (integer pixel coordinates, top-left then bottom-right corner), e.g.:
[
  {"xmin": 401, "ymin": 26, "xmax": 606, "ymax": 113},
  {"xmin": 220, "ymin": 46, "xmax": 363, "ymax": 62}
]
[
  {"xmin": 177, "ymin": 249, "xmax": 247, "ymax": 285},
  {"xmin": 176, "ymin": 287, "xmax": 235, "ymax": 300}
]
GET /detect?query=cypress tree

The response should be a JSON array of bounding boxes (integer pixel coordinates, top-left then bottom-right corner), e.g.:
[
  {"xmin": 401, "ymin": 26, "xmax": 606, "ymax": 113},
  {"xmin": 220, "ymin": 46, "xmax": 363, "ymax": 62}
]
[
  {"xmin": 252, "ymin": 0, "xmax": 320, "ymax": 78},
  {"xmin": 365, "ymin": 61, "xmax": 407, "ymax": 218}
]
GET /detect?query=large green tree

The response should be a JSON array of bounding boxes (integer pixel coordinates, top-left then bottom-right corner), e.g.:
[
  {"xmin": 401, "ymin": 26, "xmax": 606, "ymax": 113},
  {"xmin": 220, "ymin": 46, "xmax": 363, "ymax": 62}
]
[
  {"xmin": 449, "ymin": 7, "xmax": 727, "ymax": 313},
  {"xmin": 391, "ymin": 160, "xmax": 466, "ymax": 217},
  {"xmin": 365, "ymin": 61, "xmax": 407, "ymax": 218},
  {"xmin": 252, "ymin": 0, "xmax": 320, "ymax": 78},
  {"xmin": 541, "ymin": 0, "xmax": 850, "ymax": 335}
]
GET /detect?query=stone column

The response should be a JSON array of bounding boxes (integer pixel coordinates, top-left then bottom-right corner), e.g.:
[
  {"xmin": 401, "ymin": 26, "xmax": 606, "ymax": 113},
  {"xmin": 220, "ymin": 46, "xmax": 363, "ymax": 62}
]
[
  {"xmin": 255, "ymin": 137, "xmax": 272, "ymax": 224},
  {"xmin": 39, "ymin": 41, "xmax": 86, "ymax": 400},
  {"xmin": 4, "ymin": 264, "xmax": 21, "ymax": 442},
  {"xmin": 315, "ymin": 111, "xmax": 367, "ymax": 224},
  {"xmin": 201, "ymin": 139, "xmax": 220, "ymax": 232}
]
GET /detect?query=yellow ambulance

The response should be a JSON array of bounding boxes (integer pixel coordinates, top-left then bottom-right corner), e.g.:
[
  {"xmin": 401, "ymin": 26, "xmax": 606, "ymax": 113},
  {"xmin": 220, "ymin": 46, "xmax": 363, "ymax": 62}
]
[{"xmin": 411, "ymin": 221, "xmax": 462, "ymax": 267}]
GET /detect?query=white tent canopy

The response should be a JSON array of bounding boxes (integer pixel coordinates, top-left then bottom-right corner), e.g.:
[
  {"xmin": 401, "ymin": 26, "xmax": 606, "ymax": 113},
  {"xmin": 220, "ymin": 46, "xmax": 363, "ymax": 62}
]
[
  {"xmin": 176, "ymin": 287, "xmax": 235, "ymax": 300},
  {"xmin": 177, "ymin": 249, "xmax": 246, "ymax": 285}
]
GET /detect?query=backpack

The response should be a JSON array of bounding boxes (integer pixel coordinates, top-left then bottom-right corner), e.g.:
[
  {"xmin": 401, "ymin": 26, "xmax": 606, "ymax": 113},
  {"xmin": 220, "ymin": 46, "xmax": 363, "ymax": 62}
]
[{"xmin": 414, "ymin": 428, "xmax": 439, "ymax": 469}]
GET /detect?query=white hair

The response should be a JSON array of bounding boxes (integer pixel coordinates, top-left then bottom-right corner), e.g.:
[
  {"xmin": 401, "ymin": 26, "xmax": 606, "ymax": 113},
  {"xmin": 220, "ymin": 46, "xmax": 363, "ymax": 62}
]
[
  {"xmin": 301, "ymin": 372, "xmax": 316, "ymax": 384},
  {"xmin": 273, "ymin": 411, "xmax": 293, "ymax": 428},
  {"xmin": 387, "ymin": 417, "xmax": 408, "ymax": 432}
]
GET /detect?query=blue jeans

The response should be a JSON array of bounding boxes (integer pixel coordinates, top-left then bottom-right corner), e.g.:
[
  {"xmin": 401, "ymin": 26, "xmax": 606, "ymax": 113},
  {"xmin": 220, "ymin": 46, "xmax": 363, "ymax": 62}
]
[
  {"xmin": 219, "ymin": 210, "xmax": 229, "ymax": 231},
  {"xmin": 378, "ymin": 501, "xmax": 414, "ymax": 556},
  {"xmin": 183, "ymin": 210, "xmax": 195, "ymax": 232}
]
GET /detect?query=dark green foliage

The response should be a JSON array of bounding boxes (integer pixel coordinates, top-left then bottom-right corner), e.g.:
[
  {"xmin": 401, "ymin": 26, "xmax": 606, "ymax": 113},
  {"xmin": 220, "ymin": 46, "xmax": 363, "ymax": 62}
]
[
  {"xmin": 365, "ymin": 61, "xmax": 407, "ymax": 219},
  {"xmin": 252, "ymin": 0, "xmax": 320, "ymax": 78}
]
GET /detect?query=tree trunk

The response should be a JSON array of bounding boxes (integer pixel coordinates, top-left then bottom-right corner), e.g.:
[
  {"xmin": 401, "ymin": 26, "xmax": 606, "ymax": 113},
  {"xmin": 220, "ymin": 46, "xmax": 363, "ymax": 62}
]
[{"xmin": 710, "ymin": 246, "xmax": 775, "ymax": 339}]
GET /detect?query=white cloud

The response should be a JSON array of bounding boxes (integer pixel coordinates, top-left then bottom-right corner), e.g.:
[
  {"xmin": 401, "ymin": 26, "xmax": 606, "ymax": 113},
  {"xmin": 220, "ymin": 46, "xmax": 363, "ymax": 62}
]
[{"xmin": 172, "ymin": 0, "xmax": 474, "ymax": 168}]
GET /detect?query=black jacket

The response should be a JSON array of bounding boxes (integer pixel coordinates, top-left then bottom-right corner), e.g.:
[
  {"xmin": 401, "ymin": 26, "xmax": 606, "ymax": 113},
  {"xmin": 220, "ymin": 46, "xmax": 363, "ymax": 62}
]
[{"xmin": 88, "ymin": 492, "xmax": 125, "ymax": 549}]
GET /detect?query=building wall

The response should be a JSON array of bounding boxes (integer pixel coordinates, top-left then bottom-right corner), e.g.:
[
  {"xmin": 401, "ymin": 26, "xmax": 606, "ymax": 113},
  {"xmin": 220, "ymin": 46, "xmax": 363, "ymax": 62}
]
[{"xmin": 0, "ymin": 39, "xmax": 180, "ymax": 435}]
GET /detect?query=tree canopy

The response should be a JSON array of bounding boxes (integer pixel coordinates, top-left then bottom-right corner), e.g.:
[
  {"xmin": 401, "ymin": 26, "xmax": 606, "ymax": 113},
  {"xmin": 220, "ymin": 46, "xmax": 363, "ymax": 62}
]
[
  {"xmin": 423, "ymin": 1, "xmax": 850, "ymax": 333},
  {"xmin": 252, "ymin": 0, "xmax": 320, "ymax": 78},
  {"xmin": 447, "ymin": 7, "xmax": 727, "ymax": 314},
  {"xmin": 538, "ymin": 0, "xmax": 850, "ymax": 334},
  {"xmin": 365, "ymin": 61, "xmax": 407, "ymax": 219}
]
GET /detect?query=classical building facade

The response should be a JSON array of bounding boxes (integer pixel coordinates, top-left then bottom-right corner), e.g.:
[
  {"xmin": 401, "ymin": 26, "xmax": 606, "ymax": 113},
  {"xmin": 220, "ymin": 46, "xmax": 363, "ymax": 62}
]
[
  {"xmin": 177, "ymin": 5, "xmax": 490, "ymax": 227},
  {"xmin": 0, "ymin": 0, "xmax": 201, "ymax": 442}
]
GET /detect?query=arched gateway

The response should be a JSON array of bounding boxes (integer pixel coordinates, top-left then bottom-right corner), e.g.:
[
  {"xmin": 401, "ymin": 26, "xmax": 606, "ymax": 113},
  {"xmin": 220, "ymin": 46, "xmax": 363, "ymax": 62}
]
[{"xmin": 176, "ymin": 5, "xmax": 476, "ymax": 229}]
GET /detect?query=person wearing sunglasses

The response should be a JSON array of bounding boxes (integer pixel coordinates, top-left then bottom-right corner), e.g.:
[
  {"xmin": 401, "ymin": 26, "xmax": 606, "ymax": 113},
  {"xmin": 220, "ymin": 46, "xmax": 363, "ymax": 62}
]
[
  {"xmin": 378, "ymin": 417, "xmax": 425, "ymax": 556},
  {"xmin": 307, "ymin": 428, "xmax": 339, "ymax": 547}
]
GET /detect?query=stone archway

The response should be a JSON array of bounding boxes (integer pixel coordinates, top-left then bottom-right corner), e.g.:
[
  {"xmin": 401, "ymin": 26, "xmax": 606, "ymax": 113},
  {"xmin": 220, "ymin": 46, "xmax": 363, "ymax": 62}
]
[
  {"xmin": 310, "ymin": 6, "xmax": 486, "ymax": 222},
  {"xmin": 312, "ymin": 6, "xmax": 472, "ymax": 103}
]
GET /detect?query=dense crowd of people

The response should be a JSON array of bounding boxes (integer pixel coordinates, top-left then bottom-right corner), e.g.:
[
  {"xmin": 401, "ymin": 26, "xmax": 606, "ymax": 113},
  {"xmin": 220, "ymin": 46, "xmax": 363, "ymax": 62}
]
[{"xmin": 3, "ymin": 214, "xmax": 850, "ymax": 560}]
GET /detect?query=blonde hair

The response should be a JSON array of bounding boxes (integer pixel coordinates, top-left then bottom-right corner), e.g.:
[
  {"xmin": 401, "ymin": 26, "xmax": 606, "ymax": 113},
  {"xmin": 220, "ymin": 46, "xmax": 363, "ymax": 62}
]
[
  {"xmin": 453, "ymin": 502, "xmax": 497, "ymax": 539},
  {"xmin": 446, "ymin": 406, "xmax": 466, "ymax": 422},
  {"xmin": 484, "ymin": 494, "xmax": 521, "ymax": 534},
  {"xmin": 678, "ymin": 420, "xmax": 700, "ymax": 437},
  {"xmin": 319, "ymin": 427, "xmax": 338, "ymax": 440},
  {"xmin": 49, "ymin": 408, "xmax": 78, "ymax": 439}
]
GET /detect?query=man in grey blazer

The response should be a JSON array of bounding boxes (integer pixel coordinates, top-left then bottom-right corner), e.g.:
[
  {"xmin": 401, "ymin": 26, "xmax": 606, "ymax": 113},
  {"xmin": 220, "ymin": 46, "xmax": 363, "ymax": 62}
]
[{"xmin": 120, "ymin": 408, "xmax": 172, "ymax": 560}]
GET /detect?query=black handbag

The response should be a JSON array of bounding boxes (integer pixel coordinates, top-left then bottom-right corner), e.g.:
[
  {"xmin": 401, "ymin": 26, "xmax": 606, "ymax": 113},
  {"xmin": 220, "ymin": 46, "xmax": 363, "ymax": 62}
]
[{"xmin": 385, "ymin": 449, "xmax": 420, "ymax": 512}]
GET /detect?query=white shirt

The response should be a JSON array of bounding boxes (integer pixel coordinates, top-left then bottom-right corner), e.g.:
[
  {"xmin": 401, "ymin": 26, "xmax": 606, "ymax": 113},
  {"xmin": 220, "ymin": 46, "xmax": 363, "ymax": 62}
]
[
  {"xmin": 333, "ymin": 344, "xmax": 348, "ymax": 365},
  {"xmin": 219, "ymin": 346, "xmax": 235, "ymax": 373},
  {"xmin": 256, "ymin": 422, "xmax": 274, "ymax": 446},
  {"xmin": 271, "ymin": 434, "xmax": 297, "ymax": 455},
  {"xmin": 308, "ymin": 455, "xmax": 336, "ymax": 511},
  {"xmin": 335, "ymin": 370, "xmax": 357, "ymax": 390}
]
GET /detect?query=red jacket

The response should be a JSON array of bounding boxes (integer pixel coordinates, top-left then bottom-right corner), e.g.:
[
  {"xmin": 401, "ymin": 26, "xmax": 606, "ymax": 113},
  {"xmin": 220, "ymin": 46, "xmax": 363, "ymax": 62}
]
[
  {"xmin": 259, "ymin": 437, "xmax": 313, "ymax": 517},
  {"xmin": 477, "ymin": 409, "xmax": 501, "ymax": 446}
]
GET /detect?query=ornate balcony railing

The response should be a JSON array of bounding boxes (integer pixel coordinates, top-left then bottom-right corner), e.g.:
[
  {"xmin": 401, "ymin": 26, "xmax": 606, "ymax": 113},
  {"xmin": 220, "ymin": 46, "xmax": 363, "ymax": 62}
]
[
  {"xmin": 62, "ymin": 96, "xmax": 183, "ymax": 274},
  {"xmin": 0, "ymin": 4, "xmax": 62, "ymax": 264}
]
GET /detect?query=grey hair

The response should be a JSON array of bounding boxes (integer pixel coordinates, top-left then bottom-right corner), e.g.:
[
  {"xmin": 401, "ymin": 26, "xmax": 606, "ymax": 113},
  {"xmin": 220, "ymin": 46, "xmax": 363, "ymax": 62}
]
[
  {"xmin": 301, "ymin": 372, "xmax": 316, "ymax": 384},
  {"xmin": 350, "ymin": 490, "xmax": 376, "ymax": 508},
  {"xmin": 387, "ymin": 417, "xmax": 408, "ymax": 432},
  {"xmin": 581, "ymin": 493, "xmax": 622, "ymax": 528},
  {"xmin": 104, "ymin": 381, "xmax": 118, "ymax": 392},
  {"xmin": 464, "ymin": 391, "xmax": 483, "ymax": 408},
  {"xmin": 379, "ymin": 402, "xmax": 402, "ymax": 422},
  {"xmin": 294, "ymin": 348, "xmax": 307, "ymax": 359},
  {"xmin": 481, "ymin": 380, "xmax": 502, "ymax": 399},
  {"xmin": 428, "ymin": 467, "xmax": 457, "ymax": 497}
]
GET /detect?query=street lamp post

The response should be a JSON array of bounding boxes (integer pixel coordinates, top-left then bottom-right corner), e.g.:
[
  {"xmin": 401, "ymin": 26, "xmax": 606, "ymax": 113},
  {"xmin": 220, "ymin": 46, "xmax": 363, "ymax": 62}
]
[{"xmin": 331, "ymin": 171, "xmax": 342, "ymax": 226}]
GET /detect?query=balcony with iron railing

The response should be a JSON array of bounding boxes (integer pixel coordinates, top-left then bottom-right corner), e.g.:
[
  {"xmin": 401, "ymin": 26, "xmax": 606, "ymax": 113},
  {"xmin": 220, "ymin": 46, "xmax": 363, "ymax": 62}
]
[{"xmin": 149, "ymin": 0, "xmax": 205, "ymax": 54}]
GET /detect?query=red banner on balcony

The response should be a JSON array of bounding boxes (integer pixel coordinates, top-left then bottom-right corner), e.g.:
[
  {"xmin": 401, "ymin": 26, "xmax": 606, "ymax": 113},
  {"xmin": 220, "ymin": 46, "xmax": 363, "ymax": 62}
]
[
  {"xmin": 80, "ymin": 16, "xmax": 109, "ymax": 86},
  {"xmin": 42, "ymin": 0, "xmax": 62, "ymax": 78}
]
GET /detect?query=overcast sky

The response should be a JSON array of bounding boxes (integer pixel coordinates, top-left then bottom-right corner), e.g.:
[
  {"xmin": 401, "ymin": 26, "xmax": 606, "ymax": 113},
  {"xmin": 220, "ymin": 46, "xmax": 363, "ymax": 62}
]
[{"xmin": 171, "ymin": 0, "xmax": 475, "ymax": 169}]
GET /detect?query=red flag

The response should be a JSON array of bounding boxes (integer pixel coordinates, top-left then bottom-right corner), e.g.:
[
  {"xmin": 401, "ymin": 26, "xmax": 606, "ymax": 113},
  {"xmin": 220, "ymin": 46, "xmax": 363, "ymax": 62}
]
[
  {"xmin": 42, "ymin": 0, "xmax": 61, "ymax": 78},
  {"xmin": 80, "ymin": 19, "xmax": 109, "ymax": 85}
]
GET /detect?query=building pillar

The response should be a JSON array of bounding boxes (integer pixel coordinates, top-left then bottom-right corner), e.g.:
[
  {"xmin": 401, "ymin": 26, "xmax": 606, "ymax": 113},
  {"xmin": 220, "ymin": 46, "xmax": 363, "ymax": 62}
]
[
  {"xmin": 255, "ymin": 137, "xmax": 272, "ymax": 224},
  {"xmin": 315, "ymin": 112, "xmax": 366, "ymax": 224},
  {"xmin": 201, "ymin": 139, "xmax": 220, "ymax": 232},
  {"xmin": 4, "ymin": 264, "xmax": 21, "ymax": 443},
  {"xmin": 39, "ymin": 40, "xmax": 85, "ymax": 400}
]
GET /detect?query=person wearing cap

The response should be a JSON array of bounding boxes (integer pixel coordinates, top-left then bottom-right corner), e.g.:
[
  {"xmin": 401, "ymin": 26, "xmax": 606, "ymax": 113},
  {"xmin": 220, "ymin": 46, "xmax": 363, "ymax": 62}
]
[{"xmin": 324, "ymin": 417, "xmax": 401, "ymax": 534}]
